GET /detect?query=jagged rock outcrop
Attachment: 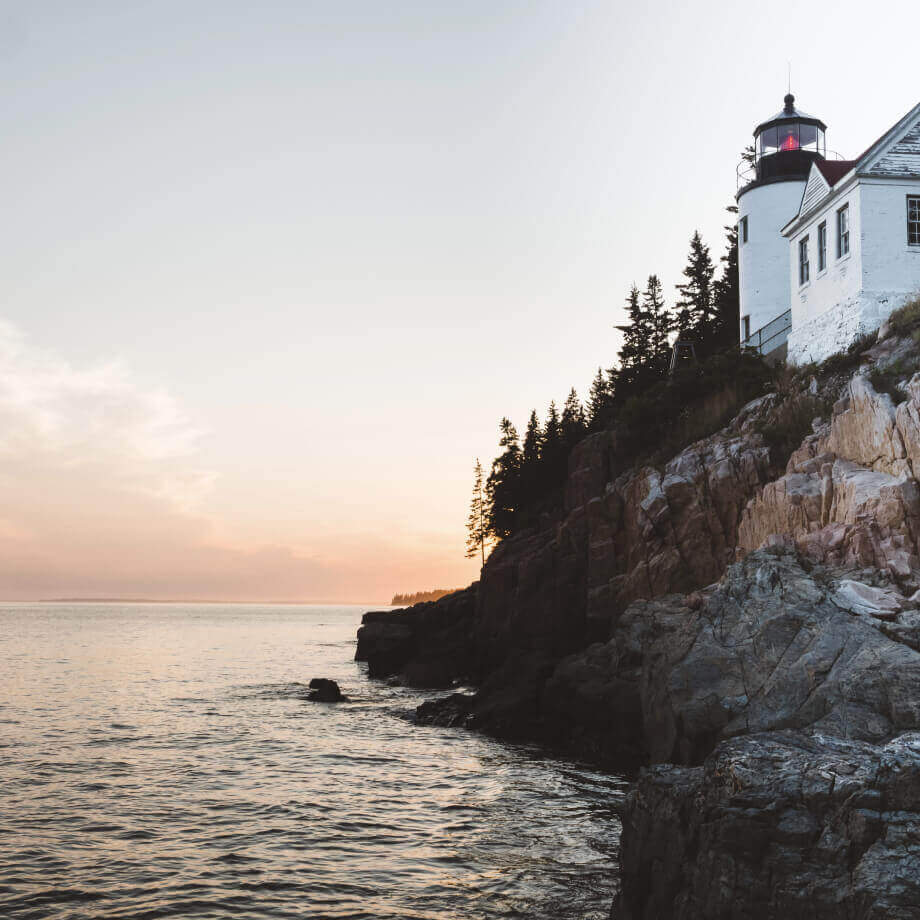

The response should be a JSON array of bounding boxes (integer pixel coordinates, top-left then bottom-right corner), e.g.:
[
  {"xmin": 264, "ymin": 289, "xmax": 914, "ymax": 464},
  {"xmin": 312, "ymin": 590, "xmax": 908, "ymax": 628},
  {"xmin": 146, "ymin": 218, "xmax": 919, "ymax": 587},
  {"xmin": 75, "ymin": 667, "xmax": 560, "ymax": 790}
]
[
  {"xmin": 630, "ymin": 549, "xmax": 920, "ymax": 762},
  {"xmin": 581, "ymin": 395, "xmax": 775, "ymax": 639},
  {"xmin": 617, "ymin": 731, "xmax": 920, "ymax": 920},
  {"xmin": 611, "ymin": 547, "xmax": 920, "ymax": 917},
  {"xmin": 355, "ymin": 584, "xmax": 477, "ymax": 686},
  {"xmin": 739, "ymin": 371, "xmax": 920, "ymax": 580},
  {"xmin": 536, "ymin": 545, "xmax": 920, "ymax": 766}
]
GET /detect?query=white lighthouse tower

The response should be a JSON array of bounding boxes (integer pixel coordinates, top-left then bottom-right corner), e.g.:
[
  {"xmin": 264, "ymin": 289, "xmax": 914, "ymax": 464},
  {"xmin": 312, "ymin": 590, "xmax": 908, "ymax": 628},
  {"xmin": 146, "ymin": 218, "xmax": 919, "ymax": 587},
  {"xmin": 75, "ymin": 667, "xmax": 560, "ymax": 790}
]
[{"xmin": 738, "ymin": 94, "xmax": 828, "ymax": 357}]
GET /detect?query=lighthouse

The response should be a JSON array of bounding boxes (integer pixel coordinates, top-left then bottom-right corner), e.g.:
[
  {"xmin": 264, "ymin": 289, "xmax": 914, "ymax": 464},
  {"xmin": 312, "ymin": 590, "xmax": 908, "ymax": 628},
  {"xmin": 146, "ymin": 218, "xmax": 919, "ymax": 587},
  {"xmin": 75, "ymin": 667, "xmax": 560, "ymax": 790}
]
[{"xmin": 738, "ymin": 94, "xmax": 827, "ymax": 356}]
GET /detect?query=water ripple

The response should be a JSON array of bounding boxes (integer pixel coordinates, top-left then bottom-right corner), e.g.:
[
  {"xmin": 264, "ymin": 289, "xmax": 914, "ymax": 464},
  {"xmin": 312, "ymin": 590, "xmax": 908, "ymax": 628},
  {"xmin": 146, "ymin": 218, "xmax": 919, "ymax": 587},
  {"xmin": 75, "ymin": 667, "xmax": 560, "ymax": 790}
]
[{"xmin": 0, "ymin": 603, "xmax": 626, "ymax": 918}]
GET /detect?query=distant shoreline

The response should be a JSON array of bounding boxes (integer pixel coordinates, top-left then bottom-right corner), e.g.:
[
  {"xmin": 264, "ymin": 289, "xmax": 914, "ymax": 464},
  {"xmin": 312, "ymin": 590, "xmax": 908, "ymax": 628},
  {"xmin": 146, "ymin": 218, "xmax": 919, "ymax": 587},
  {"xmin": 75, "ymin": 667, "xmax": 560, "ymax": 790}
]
[
  {"xmin": 390, "ymin": 588, "xmax": 462, "ymax": 606},
  {"xmin": 12, "ymin": 598, "xmax": 392, "ymax": 607}
]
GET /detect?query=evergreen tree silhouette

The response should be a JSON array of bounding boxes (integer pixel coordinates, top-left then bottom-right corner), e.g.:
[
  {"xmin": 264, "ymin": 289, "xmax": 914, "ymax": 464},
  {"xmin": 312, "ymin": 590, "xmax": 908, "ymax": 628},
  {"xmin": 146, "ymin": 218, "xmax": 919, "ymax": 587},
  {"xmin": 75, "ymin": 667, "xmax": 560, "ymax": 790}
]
[
  {"xmin": 587, "ymin": 368, "xmax": 614, "ymax": 431},
  {"xmin": 542, "ymin": 400, "xmax": 564, "ymax": 491},
  {"xmin": 616, "ymin": 284, "xmax": 652, "ymax": 378},
  {"xmin": 644, "ymin": 274, "xmax": 675, "ymax": 376},
  {"xmin": 465, "ymin": 458, "xmax": 488, "ymax": 566},
  {"xmin": 522, "ymin": 409, "xmax": 543, "ymax": 467},
  {"xmin": 675, "ymin": 231, "xmax": 716, "ymax": 345},
  {"xmin": 741, "ymin": 144, "xmax": 756, "ymax": 170},
  {"xmin": 613, "ymin": 284, "xmax": 652, "ymax": 397},
  {"xmin": 544, "ymin": 400, "xmax": 562, "ymax": 449},
  {"xmin": 520, "ymin": 409, "xmax": 544, "ymax": 509},
  {"xmin": 712, "ymin": 205, "xmax": 740, "ymax": 351},
  {"xmin": 485, "ymin": 418, "xmax": 521, "ymax": 539},
  {"xmin": 561, "ymin": 388, "xmax": 586, "ymax": 448}
]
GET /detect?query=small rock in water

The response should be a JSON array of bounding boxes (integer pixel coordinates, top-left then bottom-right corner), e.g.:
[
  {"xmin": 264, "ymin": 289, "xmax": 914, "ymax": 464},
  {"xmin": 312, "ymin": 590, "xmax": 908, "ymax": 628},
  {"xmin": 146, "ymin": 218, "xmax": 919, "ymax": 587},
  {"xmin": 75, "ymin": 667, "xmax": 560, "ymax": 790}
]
[{"xmin": 307, "ymin": 678, "xmax": 346, "ymax": 702}]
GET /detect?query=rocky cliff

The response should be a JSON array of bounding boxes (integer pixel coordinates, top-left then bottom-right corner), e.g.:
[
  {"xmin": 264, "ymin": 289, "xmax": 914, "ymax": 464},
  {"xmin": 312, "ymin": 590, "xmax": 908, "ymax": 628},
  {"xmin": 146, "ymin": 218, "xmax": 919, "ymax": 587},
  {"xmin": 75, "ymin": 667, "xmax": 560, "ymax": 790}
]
[
  {"xmin": 357, "ymin": 318, "xmax": 920, "ymax": 917},
  {"xmin": 359, "ymin": 392, "xmax": 780, "ymax": 690}
]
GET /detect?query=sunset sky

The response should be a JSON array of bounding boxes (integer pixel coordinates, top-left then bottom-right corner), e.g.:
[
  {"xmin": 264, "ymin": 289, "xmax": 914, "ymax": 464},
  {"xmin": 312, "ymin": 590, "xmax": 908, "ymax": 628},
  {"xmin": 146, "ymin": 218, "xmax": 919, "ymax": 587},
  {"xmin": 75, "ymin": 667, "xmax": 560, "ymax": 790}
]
[{"xmin": 1, "ymin": 0, "xmax": 917, "ymax": 602}]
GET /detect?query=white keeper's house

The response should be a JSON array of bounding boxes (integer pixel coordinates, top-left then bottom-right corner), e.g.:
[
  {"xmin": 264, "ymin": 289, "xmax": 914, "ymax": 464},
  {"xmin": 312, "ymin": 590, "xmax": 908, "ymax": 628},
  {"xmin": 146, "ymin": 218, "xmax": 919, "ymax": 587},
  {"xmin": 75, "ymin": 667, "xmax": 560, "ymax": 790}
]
[{"xmin": 738, "ymin": 94, "xmax": 920, "ymax": 365}]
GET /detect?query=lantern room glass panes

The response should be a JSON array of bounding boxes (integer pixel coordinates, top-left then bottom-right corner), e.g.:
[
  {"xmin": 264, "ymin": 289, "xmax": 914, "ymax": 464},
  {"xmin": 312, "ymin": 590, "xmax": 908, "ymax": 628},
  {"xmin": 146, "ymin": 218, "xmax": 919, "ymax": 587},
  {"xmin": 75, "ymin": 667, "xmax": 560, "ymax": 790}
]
[
  {"xmin": 755, "ymin": 122, "xmax": 825, "ymax": 161},
  {"xmin": 779, "ymin": 123, "xmax": 799, "ymax": 151},
  {"xmin": 758, "ymin": 126, "xmax": 778, "ymax": 159},
  {"xmin": 799, "ymin": 123, "xmax": 818, "ymax": 150}
]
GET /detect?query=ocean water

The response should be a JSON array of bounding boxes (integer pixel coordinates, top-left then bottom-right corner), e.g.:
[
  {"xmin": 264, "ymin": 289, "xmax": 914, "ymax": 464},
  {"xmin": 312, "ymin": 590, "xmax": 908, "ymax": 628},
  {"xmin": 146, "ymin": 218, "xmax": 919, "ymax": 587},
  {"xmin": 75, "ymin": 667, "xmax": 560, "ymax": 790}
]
[{"xmin": 0, "ymin": 603, "xmax": 627, "ymax": 919}]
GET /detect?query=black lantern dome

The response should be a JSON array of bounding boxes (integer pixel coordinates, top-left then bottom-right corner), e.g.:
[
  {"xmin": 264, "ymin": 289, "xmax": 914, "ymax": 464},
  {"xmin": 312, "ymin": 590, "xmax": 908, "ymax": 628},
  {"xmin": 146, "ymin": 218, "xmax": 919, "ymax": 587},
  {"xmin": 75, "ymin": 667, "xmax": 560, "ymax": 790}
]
[{"xmin": 752, "ymin": 94, "xmax": 827, "ymax": 184}]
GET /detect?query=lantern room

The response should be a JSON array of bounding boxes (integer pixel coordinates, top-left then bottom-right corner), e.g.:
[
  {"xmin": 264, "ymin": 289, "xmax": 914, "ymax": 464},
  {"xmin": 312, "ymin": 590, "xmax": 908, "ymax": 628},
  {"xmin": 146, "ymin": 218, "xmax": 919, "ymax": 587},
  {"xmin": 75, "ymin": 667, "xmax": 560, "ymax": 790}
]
[{"xmin": 753, "ymin": 94, "xmax": 827, "ymax": 183}]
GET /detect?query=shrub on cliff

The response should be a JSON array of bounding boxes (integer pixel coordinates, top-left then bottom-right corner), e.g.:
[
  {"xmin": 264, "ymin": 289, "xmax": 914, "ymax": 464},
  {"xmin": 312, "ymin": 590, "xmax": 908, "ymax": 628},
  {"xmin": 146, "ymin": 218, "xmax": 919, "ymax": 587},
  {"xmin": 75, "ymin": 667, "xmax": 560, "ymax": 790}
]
[
  {"xmin": 754, "ymin": 393, "xmax": 830, "ymax": 465},
  {"xmin": 885, "ymin": 293, "xmax": 920, "ymax": 338},
  {"xmin": 868, "ymin": 356, "xmax": 920, "ymax": 404},
  {"xmin": 614, "ymin": 350, "xmax": 772, "ymax": 467},
  {"xmin": 813, "ymin": 330, "xmax": 876, "ymax": 376}
]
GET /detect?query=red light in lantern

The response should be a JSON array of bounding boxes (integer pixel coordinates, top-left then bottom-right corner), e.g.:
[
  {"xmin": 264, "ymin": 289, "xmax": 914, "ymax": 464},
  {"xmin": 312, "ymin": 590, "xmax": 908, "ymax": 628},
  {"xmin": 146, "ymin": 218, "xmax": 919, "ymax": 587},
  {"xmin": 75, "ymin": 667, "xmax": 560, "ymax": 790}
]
[{"xmin": 780, "ymin": 132, "xmax": 799, "ymax": 151}]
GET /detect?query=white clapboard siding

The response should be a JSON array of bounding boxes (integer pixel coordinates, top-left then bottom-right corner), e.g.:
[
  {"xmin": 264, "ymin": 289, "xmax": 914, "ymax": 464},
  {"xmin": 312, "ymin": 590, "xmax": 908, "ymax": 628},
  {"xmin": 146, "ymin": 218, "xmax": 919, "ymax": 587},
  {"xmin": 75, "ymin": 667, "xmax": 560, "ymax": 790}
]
[
  {"xmin": 866, "ymin": 118, "xmax": 920, "ymax": 178},
  {"xmin": 800, "ymin": 166, "xmax": 830, "ymax": 215}
]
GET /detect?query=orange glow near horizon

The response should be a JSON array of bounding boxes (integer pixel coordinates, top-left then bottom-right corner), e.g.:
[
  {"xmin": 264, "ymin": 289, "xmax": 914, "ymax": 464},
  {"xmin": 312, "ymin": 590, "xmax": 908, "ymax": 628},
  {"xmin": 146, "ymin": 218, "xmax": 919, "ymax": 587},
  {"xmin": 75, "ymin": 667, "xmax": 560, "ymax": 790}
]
[{"xmin": 2, "ymin": 4, "xmax": 918, "ymax": 606}]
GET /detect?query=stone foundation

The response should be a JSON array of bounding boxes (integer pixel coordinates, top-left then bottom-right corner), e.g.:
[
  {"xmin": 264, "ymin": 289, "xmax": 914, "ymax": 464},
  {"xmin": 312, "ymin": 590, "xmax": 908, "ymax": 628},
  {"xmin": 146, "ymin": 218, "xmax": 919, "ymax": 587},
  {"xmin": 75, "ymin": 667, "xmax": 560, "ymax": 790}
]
[{"xmin": 787, "ymin": 291, "xmax": 910, "ymax": 365}]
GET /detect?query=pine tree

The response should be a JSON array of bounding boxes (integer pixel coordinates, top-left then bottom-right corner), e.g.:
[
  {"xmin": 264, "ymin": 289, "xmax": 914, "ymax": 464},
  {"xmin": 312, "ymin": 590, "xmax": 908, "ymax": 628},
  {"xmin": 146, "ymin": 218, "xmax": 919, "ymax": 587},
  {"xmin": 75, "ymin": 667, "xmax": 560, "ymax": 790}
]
[
  {"xmin": 712, "ymin": 205, "xmax": 740, "ymax": 351},
  {"xmin": 587, "ymin": 368, "xmax": 614, "ymax": 431},
  {"xmin": 542, "ymin": 400, "xmax": 565, "ymax": 491},
  {"xmin": 561, "ymin": 388, "xmax": 587, "ymax": 448},
  {"xmin": 616, "ymin": 284, "xmax": 653, "ymax": 375},
  {"xmin": 544, "ymin": 400, "xmax": 562, "ymax": 447},
  {"xmin": 520, "ymin": 409, "xmax": 544, "ymax": 510},
  {"xmin": 465, "ymin": 458, "xmax": 488, "ymax": 566},
  {"xmin": 674, "ymin": 231, "xmax": 716, "ymax": 346},
  {"xmin": 485, "ymin": 418, "xmax": 522, "ymax": 540},
  {"xmin": 522, "ymin": 409, "xmax": 543, "ymax": 467},
  {"xmin": 642, "ymin": 274, "xmax": 675, "ymax": 377},
  {"xmin": 741, "ymin": 144, "xmax": 756, "ymax": 170}
]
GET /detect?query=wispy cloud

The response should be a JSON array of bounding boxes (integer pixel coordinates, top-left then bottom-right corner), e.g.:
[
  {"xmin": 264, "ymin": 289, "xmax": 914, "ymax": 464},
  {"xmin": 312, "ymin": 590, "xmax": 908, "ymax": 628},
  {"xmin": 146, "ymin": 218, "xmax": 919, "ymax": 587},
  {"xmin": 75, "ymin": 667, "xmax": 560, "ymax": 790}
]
[
  {"xmin": 0, "ymin": 319, "xmax": 468, "ymax": 602},
  {"xmin": 0, "ymin": 320, "xmax": 342, "ymax": 600},
  {"xmin": 0, "ymin": 319, "xmax": 212, "ymax": 511}
]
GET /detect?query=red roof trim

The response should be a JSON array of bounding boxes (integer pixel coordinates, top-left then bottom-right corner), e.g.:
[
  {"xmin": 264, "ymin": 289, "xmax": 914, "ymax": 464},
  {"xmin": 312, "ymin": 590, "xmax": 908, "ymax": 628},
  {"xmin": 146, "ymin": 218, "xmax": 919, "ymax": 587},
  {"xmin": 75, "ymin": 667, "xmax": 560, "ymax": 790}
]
[{"xmin": 815, "ymin": 159, "xmax": 857, "ymax": 187}]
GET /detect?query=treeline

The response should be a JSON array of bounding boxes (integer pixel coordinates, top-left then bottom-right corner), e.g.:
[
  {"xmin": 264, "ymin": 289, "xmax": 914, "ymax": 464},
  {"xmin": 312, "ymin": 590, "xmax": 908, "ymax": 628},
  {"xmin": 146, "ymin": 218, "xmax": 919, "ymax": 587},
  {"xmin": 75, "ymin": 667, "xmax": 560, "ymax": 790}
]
[
  {"xmin": 467, "ymin": 211, "xmax": 743, "ymax": 554},
  {"xmin": 390, "ymin": 588, "xmax": 462, "ymax": 606}
]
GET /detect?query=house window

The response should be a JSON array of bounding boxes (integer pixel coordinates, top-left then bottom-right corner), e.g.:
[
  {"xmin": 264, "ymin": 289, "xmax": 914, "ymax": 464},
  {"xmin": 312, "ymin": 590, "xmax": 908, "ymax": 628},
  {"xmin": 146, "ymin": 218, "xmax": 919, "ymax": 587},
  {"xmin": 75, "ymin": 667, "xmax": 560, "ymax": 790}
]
[
  {"xmin": 740, "ymin": 216, "xmax": 748, "ymax": 244},
  {"xmin": 837, "ymin": 204, "xmax": 850, "ymax": 258},
  {"xmin": 909, "ymin": 196, "xmax": 920, "ymax": 246},
  {"xmin": 742, "ymin": 315, "xmax": 751, "ymax": 341},
  {"xmin": 799, "ymin": 236, "xmax": 810, "ymax": 285},
  {"xmin": 818, "ymin": 221, "xmax": 827, "ymax": 272}
]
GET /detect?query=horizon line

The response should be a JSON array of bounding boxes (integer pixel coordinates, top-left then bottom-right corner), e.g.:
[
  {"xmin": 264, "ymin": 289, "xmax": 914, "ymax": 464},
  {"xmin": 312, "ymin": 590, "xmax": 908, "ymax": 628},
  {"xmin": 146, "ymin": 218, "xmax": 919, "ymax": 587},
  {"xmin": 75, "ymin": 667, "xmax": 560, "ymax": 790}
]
[{"xmin": 2, "ymin": 597, "xmax": 396, "ymax": 607}]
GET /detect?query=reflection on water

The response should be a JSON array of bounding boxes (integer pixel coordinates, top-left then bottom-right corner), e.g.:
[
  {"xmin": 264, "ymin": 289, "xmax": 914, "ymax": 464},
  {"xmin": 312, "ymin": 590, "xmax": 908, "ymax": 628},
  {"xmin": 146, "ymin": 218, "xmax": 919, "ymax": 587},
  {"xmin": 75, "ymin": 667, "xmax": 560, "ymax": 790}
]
[{"xmin": 0, "ymin": 603, "xmax": 626, "ymax": 919}]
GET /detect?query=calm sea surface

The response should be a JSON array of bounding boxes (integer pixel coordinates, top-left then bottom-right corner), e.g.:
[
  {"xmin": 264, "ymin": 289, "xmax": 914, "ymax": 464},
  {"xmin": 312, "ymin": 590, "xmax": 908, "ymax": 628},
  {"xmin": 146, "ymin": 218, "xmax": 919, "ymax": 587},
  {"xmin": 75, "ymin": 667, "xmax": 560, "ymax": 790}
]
[{"xmin": 0, "ymin": 603, "xmax": 627, "ymax": 919}]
